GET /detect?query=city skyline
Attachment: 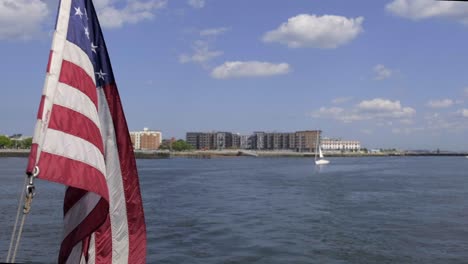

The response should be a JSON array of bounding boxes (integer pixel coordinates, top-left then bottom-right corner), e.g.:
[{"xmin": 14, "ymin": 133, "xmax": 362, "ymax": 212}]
[{"xmin": 1, "ymin": 0, "xmax": 468, "ymax": 151}]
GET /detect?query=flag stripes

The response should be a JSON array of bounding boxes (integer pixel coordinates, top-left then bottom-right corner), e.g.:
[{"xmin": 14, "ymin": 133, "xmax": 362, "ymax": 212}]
[
  {"xmin": 101, "ymin": 85, "xmax": 146, "ymax": 262},
  {"xmin": 37, "ymin": 153, "xmax": 108, "ymax": 200},
  {"xmin": 54, "ymin": 83, "xmax": 101, "ymax": 127},
  {"xmin": 59, "ymin": 60, "xmax": 98, "ymax": 107},
  {"xmin": 26, "ymin": 0, "xmax": 146, "ymax": 263},
  {"xmin": 63, "ymin": 192, "xmax": 101, "ymax": 237},
  {"xmin": 60, "ymin": 198, "xmax": 108, "ymax": 264},
  {"xmin": 62, "ymin": 42, "xmax": 96, "ymax": 86},
  {"xmin": 48, "ymin": 105, "xmax": 104, "ymax": 154}
]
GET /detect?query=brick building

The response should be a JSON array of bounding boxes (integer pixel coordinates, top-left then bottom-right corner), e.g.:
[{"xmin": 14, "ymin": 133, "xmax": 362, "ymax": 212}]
[{"xmin": 130, "ymin": 128, "xmax": 162, "ymax": 150}]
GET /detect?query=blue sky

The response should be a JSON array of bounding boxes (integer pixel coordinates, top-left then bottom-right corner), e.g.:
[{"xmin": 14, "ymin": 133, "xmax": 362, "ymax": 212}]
[{"xmin": 1, "ymin": 0, "xmax": 468, "ymax": 150}]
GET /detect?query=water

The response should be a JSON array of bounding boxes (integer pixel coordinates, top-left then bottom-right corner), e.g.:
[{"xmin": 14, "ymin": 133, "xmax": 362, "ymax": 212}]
[{"xmin": 1, "ymin": 157, "xmax": 468, "ymax": 263}]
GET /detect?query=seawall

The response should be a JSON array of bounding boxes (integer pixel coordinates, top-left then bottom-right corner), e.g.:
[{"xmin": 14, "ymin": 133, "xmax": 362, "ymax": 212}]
[{"xmin": 1, "ymin": 149, "xmax": 467, "ymax": 159}]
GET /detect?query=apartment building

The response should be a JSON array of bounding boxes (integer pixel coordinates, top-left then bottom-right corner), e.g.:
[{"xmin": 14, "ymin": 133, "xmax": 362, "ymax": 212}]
[
  {"xmin": 294, "ymin": 130, "xmax": 321, "ymax": 152},
  {"xmin": 321, "ymin": 139, "xmax": 361, "ymax": 151},
  {"xmin": 186, "ymin": 132, "xmax": 233, "ymax": 150},
  {"xmin": 130, "ymin": 128, "xmax": 162, "ymax": 150},
  {"xmin": 186, "ymin": 130, "xmax": 326, "ymax": 152}
]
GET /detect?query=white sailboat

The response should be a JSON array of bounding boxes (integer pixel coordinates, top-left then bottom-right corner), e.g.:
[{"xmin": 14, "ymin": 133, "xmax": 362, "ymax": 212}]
[{"xmin": 315, "ymin": 133, "xmax": 330, "ymax": 165}]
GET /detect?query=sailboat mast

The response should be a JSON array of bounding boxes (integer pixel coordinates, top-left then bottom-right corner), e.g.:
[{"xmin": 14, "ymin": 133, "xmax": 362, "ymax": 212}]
[{"xmin": 315, "ymin": 132, "xmax": 319, "ymax": 160}]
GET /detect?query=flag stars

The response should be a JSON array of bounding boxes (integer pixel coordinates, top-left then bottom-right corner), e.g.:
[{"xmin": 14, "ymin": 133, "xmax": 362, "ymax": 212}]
[
  {"xmin": 74, "ymin": 7, "xmax": 84, "ymax": 19},
  {"xmin": 96, "ymin": 70, "xmax": 107, "ymax": 80},
  {"xmin": 84, "ymin": 26, "xmax": 90, "ymax": 40},
  {"xmin": 91, "ymin": 42, "xmax": 98, "ymax": 53}
]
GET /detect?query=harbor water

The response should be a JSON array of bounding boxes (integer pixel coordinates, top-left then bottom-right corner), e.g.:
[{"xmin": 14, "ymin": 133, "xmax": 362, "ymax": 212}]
[{"xmin": 1, "ymin": 157, "xmax": 468, "ymax": 263}]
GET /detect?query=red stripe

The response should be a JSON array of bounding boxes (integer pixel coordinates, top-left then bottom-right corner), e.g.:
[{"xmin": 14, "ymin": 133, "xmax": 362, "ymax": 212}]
[
  {"xmin": 47, "ymin": 50, "xmax": 53, "ymax": 73},
  {"xmin": 59, "ymin": 60, "xmax": 98, "ymax": 108},
  {"xmin": 59, "ymin": 198, "xmax": 108, "ymax": 264},
  {"xmin": 64, "ymin": 187, "xmax": 88, "ymax": 215},
  {"xmin": 37, "ymin": 95, "xmax": 45, "ymax": 120},
  {"xmin": 37, "ymin": 152, "xmax": 109, "ymax": 201},
  {"xmin": 103, "ymin": 84, "xmax": 147, "ymax": 263},
  {"xmin": 81, "ymin": 236, "xmax": 91, "ymax": 262},
  {"xmin": 26, "ymin": 143, "xmax": 38, "ymax": 175},
  {"xmin": 49, "ymin": 105, "xmax": 104, "ymax": 154},
  {"xmin": 94, "ymin": 216, "xmax": 112, "ymax": 264}
]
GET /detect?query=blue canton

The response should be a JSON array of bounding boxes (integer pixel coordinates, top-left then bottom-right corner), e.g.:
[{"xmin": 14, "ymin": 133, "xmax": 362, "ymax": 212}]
[{"xmin": 66, "ymin": 0, "xmax": 115, "ymax": 88}]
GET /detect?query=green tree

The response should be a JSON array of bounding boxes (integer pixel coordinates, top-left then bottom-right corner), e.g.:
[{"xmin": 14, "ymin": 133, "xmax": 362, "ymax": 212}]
[
  {"xmin": 171, "ymin": 140, "xmax": 194, "ymax": 151},
  {"xmin": 159, "ymin": 140, "xmax": 172, "ymax": 150},
  {"xmin": 0, "ymin": 135, "xmax": 12, "ymax": 149},
  {"xmin": 21, "ymin": 137, "xmax": 33, "ymax": 149}
]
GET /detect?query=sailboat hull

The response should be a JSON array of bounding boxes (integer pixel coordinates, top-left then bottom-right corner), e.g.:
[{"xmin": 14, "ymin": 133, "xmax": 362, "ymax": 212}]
[{"xmin": 315, "ymin": 159, "xmax": 330, "ymax": 165}]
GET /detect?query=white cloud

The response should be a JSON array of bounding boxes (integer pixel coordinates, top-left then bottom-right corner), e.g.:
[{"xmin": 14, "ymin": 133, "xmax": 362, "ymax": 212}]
[
  {"xmin": 180, "ymin": 27, "xmax": 228, "ymax": 69},
  {"xmin": 386, "ymin": 0, "xmax": 468, "ymax": 23},
  {"xmin": 424, "ymin": 111, "xmax": 468, "ymax": 132},
  {"xmin": 310, "ymin": 107, "xmax": 344, "ymax": 117},
  {"xmin": 188, "ymin": 0, "xmax": 205, "ymax": 9},
  {"xmin": 373, "ymin": 64, "xmax": 392, "ymax": 80},
  {"xmin": 200, "ymin": 27, "xmax": 229, "ymax": 36},
  {"xmin": 310, "ymin": 107, "xmax": 363, "ymax": 123},
  {"xmin": 332, "ymin": 97, "xmax": 352, "ymax": 104},
  {"xmin": 400, "ymin": 119, "xmax": 414, "ymax": 125},
  {"xmin": 310, "ymin": 98, "xmax": 415, "ymax": 123},
  {"xmin": 392, "ymin": 127, "xmax": 424, "ymax": 135},
  {"xmin": 460, "ymin": 109, "xmax": 468, "ymax": 118},
  {"xmin": 0, "ymin": 0, "xmax": 49, "ymax": 40},
  {"xmin": 179, "ymin": 40, "xmax": 223, "ymax": 66},
  {"xmin": 211, "ymin": 61, "xmax": 291, "ymax": 79},
  {"xmin": 426, "ymin": 99, "xmax": 454, "ymax": 108},
  {"xmin": 96, "ymin": 0, "xmax": 167, "ymax": 28},
  {"xmin": 358, "ymin": 98, "xmax": 404, "ymax": 112},
  {"xmin": 262, "ymin": 14, "xmax": 364, "ymax": 49}
]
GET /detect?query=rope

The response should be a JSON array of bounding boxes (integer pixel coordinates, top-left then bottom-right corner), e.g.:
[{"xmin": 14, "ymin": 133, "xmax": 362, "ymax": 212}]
[
  {"xmin": 5, "ymin": 176, "xmax": 27, "ymax": 263},
  {"xmin": 11, "ymin": 211, "xmax": 28, "ymax": 263}
]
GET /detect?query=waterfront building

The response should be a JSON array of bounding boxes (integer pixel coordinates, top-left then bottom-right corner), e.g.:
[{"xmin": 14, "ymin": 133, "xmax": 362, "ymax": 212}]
[
  {"xmin": 321, "ymin": 139, "xmax": 361, "ymax": 151},
  {"xmin": 232, "ymin": 133, "xmax": 241, "ymax": 149},
  {"xmin": 257, "ymin": 132, "xmax": 295, "ymax": 150},
  {"xmin": 295, "ymin": 130, "xmax": 321, "ymax": 152},
  {"xmin": 200, "ymin": 132, "xmax": 216, "ymax": 150},
  {"xmin": 186, "ymin": 131, "xmax": 233, "ymax": 150},
  {"xmin": 216, "ymin": 132, "xmax": 227, "ymax": 149},
  {"xmin": 186, "ymin": 130, "xmax": 322, "ymax": 152},
  {"xmin": 239, "ymin": 135, "xmax": 250, "ymax": 149},
  {"xmin": 186, "ymin": 132, "xmax": 201, "ymax": 149},
  {"xmin": 253, "ymin": 132, "xmax": 265, "ymax": 150},
  {"xmin": 130, "ymin": 128, "xmax": 162, "ymax": 150}
]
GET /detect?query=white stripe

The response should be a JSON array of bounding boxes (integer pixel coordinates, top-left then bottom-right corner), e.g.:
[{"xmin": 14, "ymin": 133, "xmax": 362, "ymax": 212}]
[
  {"xmin": 56, "ymin": 0, "xmax": 72, "ymax": 37},
  {"xmin": 63, "ymin": 191, "xmax": 101, "ymax": 238},
  {"xmin": 31, "ymin": 120, "xmax": 42, "ymax": 144},
  {"xmin": 65, "ymin": 241, "xmax": 82, "ymax": 264},
  {"xmin": 80, "ymin": 254, "xmax": 87, "ymax": 264},
  {"xmin": 42, "ymin": 129, "xmax": 106, "ymax": 175},
  {"xmin": 54, "ymin": 82, "xmax": 100, "ymax": 127},
  {"xmin": 97, "ymin": 88, "xmax": 130, "ymax": 262},
  {"xmin": 33, "ymin": 0, "xmax": 71, "ymax": 165},
  {"xmin": 63, "ymin": 41, "xmax": 96, "ymax": 86},
  {"xmin": 87, "ymin": 233, "xmax": 96, "ymax": 264}
]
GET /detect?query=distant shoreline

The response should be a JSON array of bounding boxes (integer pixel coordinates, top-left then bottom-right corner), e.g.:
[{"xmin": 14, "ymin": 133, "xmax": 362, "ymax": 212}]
[{"xmin": 1, "ymin": 149, "xmax": 467, "ymax": 159}]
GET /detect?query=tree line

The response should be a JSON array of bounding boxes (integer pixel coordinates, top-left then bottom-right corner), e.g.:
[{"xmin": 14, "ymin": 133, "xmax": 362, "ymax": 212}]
[
  {"xmin": 159, "ymin": 139, "xmax": 194, "ymax": 151},
  {"xmin": 0, "ymin": 135, "xmax": 33, "ymax": 149}
]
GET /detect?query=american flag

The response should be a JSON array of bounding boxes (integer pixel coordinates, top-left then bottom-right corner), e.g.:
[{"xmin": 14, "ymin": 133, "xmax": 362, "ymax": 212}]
[{"xmin": 26, "ymin": 0, "xmax": 147, "ymax": 263}]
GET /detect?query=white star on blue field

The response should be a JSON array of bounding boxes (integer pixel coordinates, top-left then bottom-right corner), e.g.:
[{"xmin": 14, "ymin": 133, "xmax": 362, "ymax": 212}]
[{"xmin": 1, "ymin": 0, "xmax": 468, "ymax": 151}]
